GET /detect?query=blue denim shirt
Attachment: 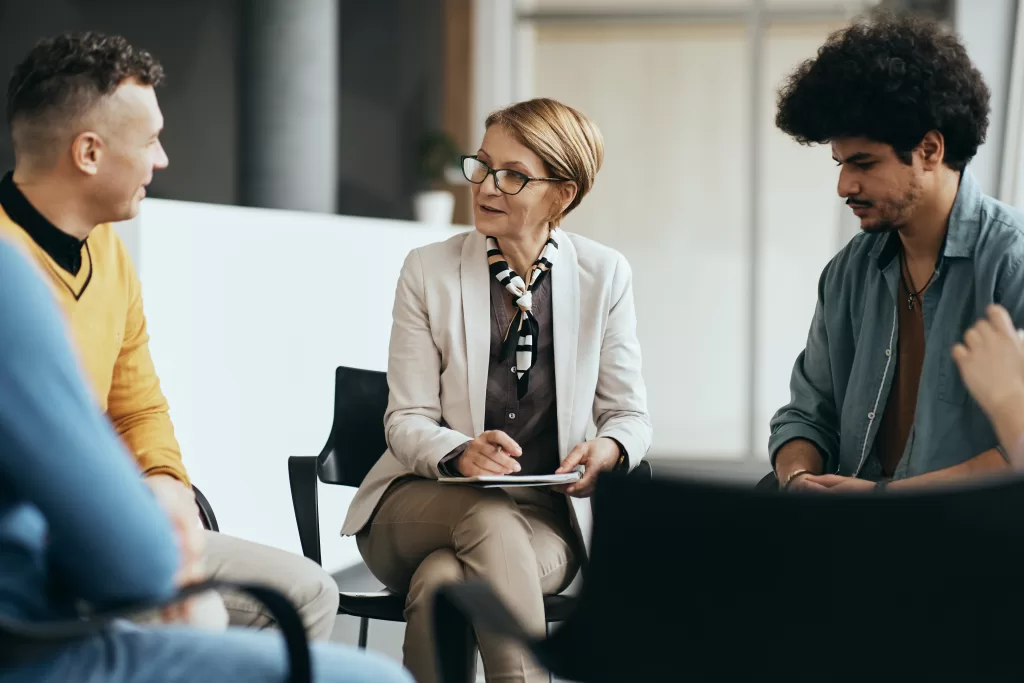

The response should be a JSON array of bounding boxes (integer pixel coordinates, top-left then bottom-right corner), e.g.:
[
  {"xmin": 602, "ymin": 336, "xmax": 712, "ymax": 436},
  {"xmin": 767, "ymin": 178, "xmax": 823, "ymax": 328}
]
[{"xmin": 769, "ymin": 171, "xmax": 1024, "ymax": 479}]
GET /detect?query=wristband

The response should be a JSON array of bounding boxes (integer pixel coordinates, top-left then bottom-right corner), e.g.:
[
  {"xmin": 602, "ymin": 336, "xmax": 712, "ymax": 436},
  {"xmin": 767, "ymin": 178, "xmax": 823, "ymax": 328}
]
[{"xmin": 781, "ymin": 468, "xmax": 811, "ymax": 490}]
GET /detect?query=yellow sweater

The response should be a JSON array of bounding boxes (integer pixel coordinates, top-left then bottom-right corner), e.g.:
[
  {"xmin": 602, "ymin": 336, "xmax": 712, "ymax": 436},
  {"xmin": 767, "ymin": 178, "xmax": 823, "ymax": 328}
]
[{"xmin": 0, "ymin": 207, "xmax": 190, "ymax": 486}]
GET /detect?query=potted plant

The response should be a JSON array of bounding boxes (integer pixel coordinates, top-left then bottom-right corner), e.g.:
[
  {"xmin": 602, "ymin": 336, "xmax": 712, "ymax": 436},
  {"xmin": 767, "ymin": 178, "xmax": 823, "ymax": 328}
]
[{"xmin": 414, "ymin": 130, "xmax": 461, "ymax": 225}]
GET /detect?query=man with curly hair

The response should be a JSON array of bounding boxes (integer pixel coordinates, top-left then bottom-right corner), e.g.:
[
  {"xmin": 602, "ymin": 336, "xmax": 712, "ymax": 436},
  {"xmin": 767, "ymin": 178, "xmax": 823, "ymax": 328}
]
[
  {"xmin": 0, "ymin": 33, "xmax": 339, "ymax": 638},
  {"xmin": 769, "ymin": 14, "xmax": 1024, "ymax": 493}
]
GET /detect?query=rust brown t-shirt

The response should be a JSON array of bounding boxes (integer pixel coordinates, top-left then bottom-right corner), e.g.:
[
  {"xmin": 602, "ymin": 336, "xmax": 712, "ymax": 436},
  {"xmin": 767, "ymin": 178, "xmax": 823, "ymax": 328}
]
[{"xmin": 875, "ymin": 273, "xmax": 927, "ymax": 477}]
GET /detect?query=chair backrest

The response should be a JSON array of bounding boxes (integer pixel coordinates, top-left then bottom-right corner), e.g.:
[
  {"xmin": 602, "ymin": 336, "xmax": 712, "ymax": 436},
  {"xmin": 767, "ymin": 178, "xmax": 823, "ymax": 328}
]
[
  {"xmin": 192, "ymin": 484, "xmax": 219, "ymax": 532},
  {"xmin": 543, "ymin": 473, "xmax": 1024, "ymax": 682},
  {"xmin": 313, "ymin": 367, "xmax": 654, "ymax": 491},
  {"xmin": 317, "ymin": 366, "xmax": 389, "ymax": 488}
]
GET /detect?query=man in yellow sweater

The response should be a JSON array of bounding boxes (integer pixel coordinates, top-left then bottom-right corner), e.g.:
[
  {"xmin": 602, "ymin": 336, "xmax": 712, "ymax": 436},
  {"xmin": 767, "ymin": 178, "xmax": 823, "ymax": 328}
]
[{"xmin": 1, "ymin": 33, "xmax": 339, "ymax": 639}]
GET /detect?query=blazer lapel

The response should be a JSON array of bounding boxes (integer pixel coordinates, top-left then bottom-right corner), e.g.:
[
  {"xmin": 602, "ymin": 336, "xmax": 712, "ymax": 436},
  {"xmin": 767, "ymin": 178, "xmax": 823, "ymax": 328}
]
[
  {"xmin": 552, "ymin": 235, "xmax": 580, "ymax": 460},
  {"xmin": 461, "ymin": 232, "xmax": 490, "ymax": 436}
]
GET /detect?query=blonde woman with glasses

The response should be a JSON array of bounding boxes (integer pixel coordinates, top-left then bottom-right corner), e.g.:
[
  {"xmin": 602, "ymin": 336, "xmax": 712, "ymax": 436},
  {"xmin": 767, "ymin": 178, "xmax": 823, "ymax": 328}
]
[{"xmin": 341, "ymin": 98, "xmax": 652, "ymax": 683}]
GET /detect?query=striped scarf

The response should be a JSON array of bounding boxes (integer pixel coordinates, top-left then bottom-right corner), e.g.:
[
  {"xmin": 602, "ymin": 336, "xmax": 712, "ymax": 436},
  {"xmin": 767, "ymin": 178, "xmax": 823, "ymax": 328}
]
[{"xmin": 486, "ymin": 230, "xmax": 560, "ymax": 399}]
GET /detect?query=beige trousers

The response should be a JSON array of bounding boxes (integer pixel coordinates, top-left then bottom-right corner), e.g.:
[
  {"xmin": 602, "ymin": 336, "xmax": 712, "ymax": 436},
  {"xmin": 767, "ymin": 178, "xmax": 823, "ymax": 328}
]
[
  {"xmin": 357, "ymin": 478, "xmax": 581, "ymax": 683},
  {"xmin": 205, "ymin": 530, "xmax": 341, "ymax": 641}
]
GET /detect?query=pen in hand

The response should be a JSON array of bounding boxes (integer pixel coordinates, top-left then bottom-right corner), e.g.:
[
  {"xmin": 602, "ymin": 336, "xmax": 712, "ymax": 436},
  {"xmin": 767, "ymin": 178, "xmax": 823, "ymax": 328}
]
[{"xmin": 454, "ymin": 430, "xmax": 522, "ymax": 477}]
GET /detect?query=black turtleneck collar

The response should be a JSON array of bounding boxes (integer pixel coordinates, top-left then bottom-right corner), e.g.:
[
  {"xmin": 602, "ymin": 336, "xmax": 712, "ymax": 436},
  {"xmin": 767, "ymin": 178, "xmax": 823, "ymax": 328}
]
[{"xmin": 0, "ymin": 171, "xmax": 85, "ymax": 275}]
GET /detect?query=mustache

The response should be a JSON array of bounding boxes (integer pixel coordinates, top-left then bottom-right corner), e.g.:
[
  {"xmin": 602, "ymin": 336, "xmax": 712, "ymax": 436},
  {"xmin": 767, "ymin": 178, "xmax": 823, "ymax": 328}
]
[{"xmin": 846, "ymin": 198, "xmax": 873, "ymax": 208}]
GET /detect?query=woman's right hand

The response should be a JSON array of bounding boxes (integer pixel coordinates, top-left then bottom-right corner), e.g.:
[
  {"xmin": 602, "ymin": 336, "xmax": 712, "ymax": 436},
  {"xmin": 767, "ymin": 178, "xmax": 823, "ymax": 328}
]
[{"xmin": 455, "ymin": 430, "xmax": 523, "ymax": 476}]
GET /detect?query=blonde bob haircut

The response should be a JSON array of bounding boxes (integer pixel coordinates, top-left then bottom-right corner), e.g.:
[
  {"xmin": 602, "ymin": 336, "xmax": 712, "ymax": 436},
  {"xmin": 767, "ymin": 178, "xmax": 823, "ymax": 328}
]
[{"xmin": 485, "ymin": 98, "xmax": 604, "ymax": 228}]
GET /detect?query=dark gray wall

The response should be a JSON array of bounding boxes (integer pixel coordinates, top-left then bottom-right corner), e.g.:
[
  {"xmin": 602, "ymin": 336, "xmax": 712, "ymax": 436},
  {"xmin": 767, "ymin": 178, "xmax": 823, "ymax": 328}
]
[
  {"xmin": 0, "ymin": 0, "xmax": 239, "ymax": 205},
  {"xmin": 337, "ymin": 0, "xmax": 444, "ymax": 221},
  {"xmin": 0, "ymin": 0, "xmax": 445, "ymax": 217}
]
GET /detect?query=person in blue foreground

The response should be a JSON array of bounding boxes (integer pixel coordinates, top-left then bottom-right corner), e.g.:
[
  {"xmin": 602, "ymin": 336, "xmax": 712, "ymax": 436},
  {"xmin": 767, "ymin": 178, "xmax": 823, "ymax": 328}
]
[
  {"xmin": 769, "ymin": 13, "xmax": 1024, "ymax": 492},
  {"xmin": 0, "ymin": 239, "xmax": 412, "ymax": 682}
]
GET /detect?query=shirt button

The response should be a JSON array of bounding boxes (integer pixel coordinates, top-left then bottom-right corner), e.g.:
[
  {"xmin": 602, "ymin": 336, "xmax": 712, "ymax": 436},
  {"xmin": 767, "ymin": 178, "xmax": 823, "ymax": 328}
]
[
  {"xmin": 509, "ymin": 412, "xmax": 516, "ymax": 420},
  {"xmin": 885, "ymin": 349, "xmax": 892, "ymax": 357},
  {"xmin": 868, "ymin": 411, "xmax": 876, "ymax": 420}
]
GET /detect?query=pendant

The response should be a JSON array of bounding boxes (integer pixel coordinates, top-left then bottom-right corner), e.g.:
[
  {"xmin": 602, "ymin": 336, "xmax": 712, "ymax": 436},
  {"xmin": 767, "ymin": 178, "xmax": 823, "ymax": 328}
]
[{"xmin": 907, "ymin": 294, "xmax": 916, "ymax": 311}]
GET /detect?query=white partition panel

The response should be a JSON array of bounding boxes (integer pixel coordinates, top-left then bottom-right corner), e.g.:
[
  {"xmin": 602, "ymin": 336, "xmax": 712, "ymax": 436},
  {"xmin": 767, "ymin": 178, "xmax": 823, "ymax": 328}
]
[
  {"xmin": 119, "ymin": 199, "xmax": 466, "ymax": 573},
  {"xmin": 526, "ymin": 17, "xmax": 860, "ymax": 461},
  {"xmin": 755, "ymin": 21, "xmax": 849, "ymax": 460},
  {"xmin": 532, "ymin": 22, "xmax": 752, "ymax": 458}
]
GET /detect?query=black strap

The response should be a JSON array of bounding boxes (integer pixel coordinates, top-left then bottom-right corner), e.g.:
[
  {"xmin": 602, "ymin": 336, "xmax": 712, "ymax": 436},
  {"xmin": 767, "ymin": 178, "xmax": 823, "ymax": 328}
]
[{"xmin": 0, "ymin": 580, "xmax": 311, "ymax": 682}]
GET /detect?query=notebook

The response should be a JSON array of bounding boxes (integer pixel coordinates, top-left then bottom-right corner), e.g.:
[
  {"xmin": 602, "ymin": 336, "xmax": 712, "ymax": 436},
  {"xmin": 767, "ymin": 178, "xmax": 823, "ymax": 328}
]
[{"xmin": 438, "ymin": 469, "xmax": 583, "ymax": 488}]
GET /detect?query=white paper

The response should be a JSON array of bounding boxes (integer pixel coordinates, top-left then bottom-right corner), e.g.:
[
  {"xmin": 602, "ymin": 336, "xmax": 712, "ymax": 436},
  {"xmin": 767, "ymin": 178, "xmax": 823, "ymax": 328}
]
[{"xmin": 437, "ymin": 471, "xmax": 583, "ymax": 488}]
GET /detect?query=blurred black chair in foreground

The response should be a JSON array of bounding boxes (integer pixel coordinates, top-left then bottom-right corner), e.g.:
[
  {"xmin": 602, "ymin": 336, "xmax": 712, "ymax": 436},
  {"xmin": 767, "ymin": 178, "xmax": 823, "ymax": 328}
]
[{"xmin": 437, "ymin": 472, "xmax": 1024, "ymax": 682}]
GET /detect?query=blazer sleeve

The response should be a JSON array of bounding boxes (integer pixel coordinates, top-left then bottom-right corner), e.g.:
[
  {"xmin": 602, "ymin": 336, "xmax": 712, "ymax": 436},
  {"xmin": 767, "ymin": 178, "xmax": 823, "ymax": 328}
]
[
  {"xmin": 592, "ymin": 254, "xmax": 653, "ymax": 469},
  {"xmin": 384, "ymin": 249, "xmax": 472, "ymax": 478}
]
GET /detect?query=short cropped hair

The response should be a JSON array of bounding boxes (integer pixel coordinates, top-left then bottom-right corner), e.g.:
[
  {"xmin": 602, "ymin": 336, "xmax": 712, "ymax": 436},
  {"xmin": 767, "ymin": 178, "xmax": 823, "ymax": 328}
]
[
  {"xmin": 775, "ymin": 13, "xmax": 990, "ymax": 171},
  {"xmin": 6, "ymin": 32, "xmax": 164, "ymax": 160},
  {"xmin": 486, "ymin": 98, "xmax": 604, "ymax": 226}
]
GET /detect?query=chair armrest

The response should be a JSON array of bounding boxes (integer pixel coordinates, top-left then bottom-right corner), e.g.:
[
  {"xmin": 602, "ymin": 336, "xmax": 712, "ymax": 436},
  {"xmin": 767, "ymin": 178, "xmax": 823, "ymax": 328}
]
[
  {"xmin": 630, "ymin": 460, "xmax": 653, "ymax": 480},
  {"xmin": 288, "ymin": 455, "xmax": 322, "ymax": 566},
  {"xmin": 0, "ymin": 580, "xmax": 311, "ymax": 683}
]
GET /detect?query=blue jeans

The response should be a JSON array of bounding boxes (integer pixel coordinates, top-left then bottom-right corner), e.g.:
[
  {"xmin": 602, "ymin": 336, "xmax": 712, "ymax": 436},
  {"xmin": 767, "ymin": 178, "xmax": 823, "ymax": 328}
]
[{"xmin": 1, "ymin": 624, "xmax": 413, "ymax": 683}]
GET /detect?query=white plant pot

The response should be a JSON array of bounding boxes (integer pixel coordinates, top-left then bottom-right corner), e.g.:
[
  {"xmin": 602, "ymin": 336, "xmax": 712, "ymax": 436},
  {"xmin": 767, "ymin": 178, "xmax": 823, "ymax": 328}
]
[{"xmin": 413, "ymin": 190, "xmax": 455, "ymax": 226}]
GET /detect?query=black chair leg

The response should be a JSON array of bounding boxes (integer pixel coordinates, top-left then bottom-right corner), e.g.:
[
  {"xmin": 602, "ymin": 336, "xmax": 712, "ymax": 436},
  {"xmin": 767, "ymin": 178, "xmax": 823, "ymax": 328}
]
[
  {"xmin": 545, "ymin": 623, "xmax": 554, "ymax": 683},
  {"xmin": 358, "ymin": 617, "xmax": 369, "ymax": 649}
]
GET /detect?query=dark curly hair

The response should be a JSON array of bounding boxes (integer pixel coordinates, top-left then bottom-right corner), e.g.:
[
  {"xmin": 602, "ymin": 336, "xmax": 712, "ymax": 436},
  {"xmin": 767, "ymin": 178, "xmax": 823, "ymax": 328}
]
[
  {"xmin": 775, "ymin": 13, "xmax": 990, "ymax": 172},
  {"xmin": 6, "ymin": 32, "xmax": 163, "ymax": 131}
]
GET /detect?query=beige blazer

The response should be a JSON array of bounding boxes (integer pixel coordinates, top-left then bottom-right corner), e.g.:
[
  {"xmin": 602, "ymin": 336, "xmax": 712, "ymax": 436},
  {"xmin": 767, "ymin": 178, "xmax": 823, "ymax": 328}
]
[{"xmin": 341, "ymin": 230, "xmax": 652, "ymax": 551}]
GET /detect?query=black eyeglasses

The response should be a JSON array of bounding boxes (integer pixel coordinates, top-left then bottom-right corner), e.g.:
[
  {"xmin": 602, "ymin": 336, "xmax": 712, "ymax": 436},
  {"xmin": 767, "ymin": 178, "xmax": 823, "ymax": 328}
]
[{"xmin": 461, "ymin": 155, "xmax": 567, "ymax": 196}]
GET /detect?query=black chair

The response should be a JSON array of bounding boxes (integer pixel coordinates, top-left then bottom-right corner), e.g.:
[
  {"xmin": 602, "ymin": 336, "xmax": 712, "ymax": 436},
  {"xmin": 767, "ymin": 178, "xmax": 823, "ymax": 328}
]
[
  {"xmin": 754, "ymin": 471, "xmax": 778, "ymax": 490},
  {"xmin": 436, "ymin": 473, "xmax": 1024, "ymax": 682},
  {"xmin": 287, "ymin": 366, "xmax": 649, "ymax": 670}
]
